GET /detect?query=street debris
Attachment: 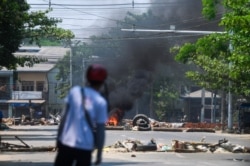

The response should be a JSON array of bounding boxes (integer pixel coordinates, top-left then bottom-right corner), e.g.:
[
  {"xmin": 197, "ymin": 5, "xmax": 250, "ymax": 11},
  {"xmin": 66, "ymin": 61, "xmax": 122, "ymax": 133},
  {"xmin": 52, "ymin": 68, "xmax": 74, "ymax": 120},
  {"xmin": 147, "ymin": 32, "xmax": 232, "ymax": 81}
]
[
  {"xmin": 1, "ymin": 113, "xmax": 249, "ymax": 134},
  {"xmin": 1, "ymin": 136, "xmax": 249, "ymax": 153},
  {"xmin": 1, "ymin": 113, "xmax": 249, "ymax": 154},
  {"xmin": 0, "ymin": 136, "xmax": 56, "ymax": 152},
  {"xmin": 104, "ymin": 138, "xmax": 250, "ymax": 154},
  {"xmin": 104, "ymin": 138, "xmax": 157, "ymax": 153},
  {"xmin": 1, "ymin": 113, "xmax": 61, "ymax": 127},
  {"xmin": 132, "ymin": 114, "xmax": 152, "ymax": 131}
]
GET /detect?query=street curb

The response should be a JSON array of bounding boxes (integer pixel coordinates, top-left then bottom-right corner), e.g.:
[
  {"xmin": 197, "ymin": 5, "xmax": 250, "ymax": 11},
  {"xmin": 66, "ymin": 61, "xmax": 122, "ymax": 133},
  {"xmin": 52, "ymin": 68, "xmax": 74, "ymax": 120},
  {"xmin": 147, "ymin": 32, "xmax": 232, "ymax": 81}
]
[
  {"xmin": 185, "ymin": 128, "xmax": 215, "ymax": 133},
  {"xmin": 152, "ymin": 127, "xmax": 183, "ymax": 132}
]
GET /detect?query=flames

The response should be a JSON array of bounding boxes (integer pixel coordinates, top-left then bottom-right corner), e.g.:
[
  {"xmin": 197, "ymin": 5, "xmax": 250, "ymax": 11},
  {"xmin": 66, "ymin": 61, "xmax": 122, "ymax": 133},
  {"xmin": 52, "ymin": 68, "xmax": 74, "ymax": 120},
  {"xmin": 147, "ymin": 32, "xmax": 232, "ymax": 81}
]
[
  {"xmin": 106, "ymin": 108, "xmax": 124, "ymax": 126},
  {"xmin": 107, "ymin": 116, "xmax": 118, "ymax": 126}
]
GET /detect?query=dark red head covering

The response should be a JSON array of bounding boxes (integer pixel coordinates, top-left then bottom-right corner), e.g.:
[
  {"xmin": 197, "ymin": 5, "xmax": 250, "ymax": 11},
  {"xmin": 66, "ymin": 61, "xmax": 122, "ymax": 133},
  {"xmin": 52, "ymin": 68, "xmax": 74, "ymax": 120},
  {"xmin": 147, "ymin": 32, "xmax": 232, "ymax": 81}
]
[{"xmin": 86, "ymin": 64, "xmax": 107, "ymax": 82}]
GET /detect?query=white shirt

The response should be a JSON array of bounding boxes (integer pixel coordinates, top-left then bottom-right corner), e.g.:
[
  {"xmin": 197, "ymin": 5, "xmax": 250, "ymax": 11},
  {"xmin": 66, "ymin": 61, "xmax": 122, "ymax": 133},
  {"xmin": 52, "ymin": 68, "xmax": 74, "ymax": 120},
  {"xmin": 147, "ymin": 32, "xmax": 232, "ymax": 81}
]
[{"xmin": 58, "ymin": 86, "xmax": 108, "ymax": 150}]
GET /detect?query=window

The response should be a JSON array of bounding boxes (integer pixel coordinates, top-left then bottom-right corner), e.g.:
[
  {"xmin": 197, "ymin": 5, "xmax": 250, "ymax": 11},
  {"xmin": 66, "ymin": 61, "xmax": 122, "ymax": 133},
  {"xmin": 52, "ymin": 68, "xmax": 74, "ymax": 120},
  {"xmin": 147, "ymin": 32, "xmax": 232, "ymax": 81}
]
[
  {"xmin": 21, "ymin": 81, "xmax": 34, "ymax": 91},
  {"xmin": 36, "ymin": 81, "xmax": 44, "ymax": 91}
]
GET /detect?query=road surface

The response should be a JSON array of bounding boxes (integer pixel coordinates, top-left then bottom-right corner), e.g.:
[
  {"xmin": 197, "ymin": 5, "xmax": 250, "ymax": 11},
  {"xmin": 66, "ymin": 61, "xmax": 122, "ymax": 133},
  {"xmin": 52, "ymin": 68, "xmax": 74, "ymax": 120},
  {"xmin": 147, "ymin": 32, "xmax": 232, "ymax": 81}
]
[{"xmin": 0, "ymin": 125, "xmax": 250, "ymax": 166}]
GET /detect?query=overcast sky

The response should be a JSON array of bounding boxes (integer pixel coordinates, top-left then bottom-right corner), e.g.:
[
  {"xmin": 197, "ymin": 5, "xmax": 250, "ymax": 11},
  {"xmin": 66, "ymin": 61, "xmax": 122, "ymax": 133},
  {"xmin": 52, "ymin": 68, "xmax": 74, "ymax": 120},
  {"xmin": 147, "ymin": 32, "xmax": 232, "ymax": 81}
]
[
  {"xmin": 27, "ymin": 0, "xmax": 151, "ymax": 38},
  {"xmin": 26, "ymin": 1, "xmax": 222, "ymax": 40}
]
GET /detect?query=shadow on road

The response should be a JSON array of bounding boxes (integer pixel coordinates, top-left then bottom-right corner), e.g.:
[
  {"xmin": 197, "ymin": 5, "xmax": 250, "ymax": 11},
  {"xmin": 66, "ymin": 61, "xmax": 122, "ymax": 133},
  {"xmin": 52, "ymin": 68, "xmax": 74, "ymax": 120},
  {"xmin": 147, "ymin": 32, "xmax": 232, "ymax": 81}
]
[{"xmin": 0, "ymin": 161, "xmax": 142, "ymax": 166}]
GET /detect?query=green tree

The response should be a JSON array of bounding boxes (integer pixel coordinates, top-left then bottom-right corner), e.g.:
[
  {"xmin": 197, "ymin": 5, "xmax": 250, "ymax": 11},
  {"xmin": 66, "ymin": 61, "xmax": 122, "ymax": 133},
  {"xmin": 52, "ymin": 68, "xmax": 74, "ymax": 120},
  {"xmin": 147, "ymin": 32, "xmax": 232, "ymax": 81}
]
[
  {"xmin": 153, "ymin": 77, "xmax": 179, "ymax": 121},
  {"xmin": 22, "ymin": 38, "xmax": 62, "ymax": 46},
  {"xmin": 55, "ymin": 42, "xmax": 92, "ymax": 98},
  {"xmin": 173, "ymin": 0, "xmax": 250, "ymax": 97},
  {"xmin": 0, "ymin": 0, "xmax": 74, "ymax": 70},
  {"xmin": 55, "ymin": 51, "xmax": 71, "ymax": 99}
]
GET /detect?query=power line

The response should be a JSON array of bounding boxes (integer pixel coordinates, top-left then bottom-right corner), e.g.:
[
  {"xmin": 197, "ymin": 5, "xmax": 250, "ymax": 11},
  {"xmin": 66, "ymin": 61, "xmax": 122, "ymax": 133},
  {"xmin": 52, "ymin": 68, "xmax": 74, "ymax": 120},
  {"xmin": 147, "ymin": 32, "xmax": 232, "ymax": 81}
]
[
  {"xmin": 35, "ymin": 8, "xmax": 222, "ymax": 32},
  {"xmin": 30, "ymin": 3, "xmax": 132, "ymax": 7},
  {"xmin": 27, "ymin": 0, "xmax": 224, "ymax": 40},
  {"xmin": 73, "ymin": 33, "xmax": 205, "ymax": 41},
  {"xmin": 37, "ymin": 0, "xmax": 222, "ymax": 30},
  {"xmin": 29, "ymin": 2, "xmax": 192, "ymax": 7}
]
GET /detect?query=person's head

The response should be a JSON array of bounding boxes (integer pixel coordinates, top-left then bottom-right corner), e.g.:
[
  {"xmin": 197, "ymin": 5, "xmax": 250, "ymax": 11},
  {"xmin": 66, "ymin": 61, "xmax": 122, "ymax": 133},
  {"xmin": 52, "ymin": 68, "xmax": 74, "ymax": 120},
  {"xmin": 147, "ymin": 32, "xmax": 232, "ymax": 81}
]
[{"xmin": 86, "ymin": 64, "xmax": 107, "ymax": 89}]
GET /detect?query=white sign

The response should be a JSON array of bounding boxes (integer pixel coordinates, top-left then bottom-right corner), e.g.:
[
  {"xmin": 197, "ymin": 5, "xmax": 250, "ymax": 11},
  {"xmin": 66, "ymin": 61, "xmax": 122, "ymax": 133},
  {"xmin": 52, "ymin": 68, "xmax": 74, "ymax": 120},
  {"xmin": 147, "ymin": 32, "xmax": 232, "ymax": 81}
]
[{"xmin": 12, "ymin": 91, "xmax": 42, "ymax": 99}]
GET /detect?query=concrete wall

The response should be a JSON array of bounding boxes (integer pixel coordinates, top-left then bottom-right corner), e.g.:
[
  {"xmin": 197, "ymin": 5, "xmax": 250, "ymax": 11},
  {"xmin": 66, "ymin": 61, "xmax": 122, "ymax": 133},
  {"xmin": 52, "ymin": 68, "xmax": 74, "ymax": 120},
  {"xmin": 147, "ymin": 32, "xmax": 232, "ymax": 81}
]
[
  {"xmin": 47, "ymin": 67, "xmax": 65, "ymax": 114},
  {"xmin": 16, "ymin": 73, "xmax": 48, "ymax": 92}
]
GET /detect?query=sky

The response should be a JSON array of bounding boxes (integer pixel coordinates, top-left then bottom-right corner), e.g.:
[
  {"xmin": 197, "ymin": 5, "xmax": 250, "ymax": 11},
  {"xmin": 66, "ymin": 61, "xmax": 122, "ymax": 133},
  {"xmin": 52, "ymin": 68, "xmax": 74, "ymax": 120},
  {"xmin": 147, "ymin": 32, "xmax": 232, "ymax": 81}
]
[
  {"xmin": 27, "ymin": 0, "xmax": 151, "ymax": 39},
  {"xmin": 27, "ymin": 0, "xmax": 221, "ymax": 39}
]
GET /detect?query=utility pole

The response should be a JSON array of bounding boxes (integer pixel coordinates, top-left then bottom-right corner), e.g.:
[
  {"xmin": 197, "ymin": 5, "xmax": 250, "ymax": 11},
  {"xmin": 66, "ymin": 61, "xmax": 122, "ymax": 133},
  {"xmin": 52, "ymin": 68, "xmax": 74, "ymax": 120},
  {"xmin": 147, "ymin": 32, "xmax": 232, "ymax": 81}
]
[
  {"xmin": 49, "ymin": 0, "xmax": 51, "ymax": 9},
  {"xmin": 201, "ymin": 88, "xmax": 205, "ymax": 122},
  {"xmin": 70, "ymin": 47, "xmax": 72, "ymax": 87},
  {"xmin": 69, "ymin": 40, "xmax": 81, "ymax": 88}
]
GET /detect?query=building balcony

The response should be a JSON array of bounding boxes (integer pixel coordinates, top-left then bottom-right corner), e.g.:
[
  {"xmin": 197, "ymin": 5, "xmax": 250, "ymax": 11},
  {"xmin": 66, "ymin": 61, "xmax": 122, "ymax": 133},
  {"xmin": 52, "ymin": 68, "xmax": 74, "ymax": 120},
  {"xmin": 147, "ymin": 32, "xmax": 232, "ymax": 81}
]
[{"xmin": 0, "ymin": 91, "xmax": 47, "ymax": 104}]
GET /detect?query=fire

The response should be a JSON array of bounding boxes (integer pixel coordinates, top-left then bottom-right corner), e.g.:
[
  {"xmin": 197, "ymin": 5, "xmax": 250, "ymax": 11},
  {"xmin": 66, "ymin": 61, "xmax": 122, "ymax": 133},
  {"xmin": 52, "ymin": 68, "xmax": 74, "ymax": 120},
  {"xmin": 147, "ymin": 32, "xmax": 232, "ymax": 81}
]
[
  {"xmin": 106, "ymin": 108, "xmax": 124, "ymax": 126},
  {"xmin": 107, "ymin": 116, "xmax": 118, "ymax": 126}
]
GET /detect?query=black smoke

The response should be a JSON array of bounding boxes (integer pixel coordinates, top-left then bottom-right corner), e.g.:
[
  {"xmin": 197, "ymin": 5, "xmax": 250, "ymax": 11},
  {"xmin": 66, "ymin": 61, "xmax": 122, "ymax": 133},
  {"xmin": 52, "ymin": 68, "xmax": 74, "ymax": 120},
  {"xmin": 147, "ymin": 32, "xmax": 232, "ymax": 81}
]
[{"xmin": 102, "ymin": 0, "xmax": 222, "ymax": 117}]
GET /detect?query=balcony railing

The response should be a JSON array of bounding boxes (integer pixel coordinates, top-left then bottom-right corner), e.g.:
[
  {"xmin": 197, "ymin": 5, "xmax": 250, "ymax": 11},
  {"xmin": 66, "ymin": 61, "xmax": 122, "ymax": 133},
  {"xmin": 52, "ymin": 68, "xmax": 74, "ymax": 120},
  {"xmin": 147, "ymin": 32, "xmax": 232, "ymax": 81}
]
[
  {"xmin": 0, "ymin": 91, "xmax": 48, "ymax": 101},
  {"xmin": 12, "ymin": 91, "xmax": 43, "ymax": 100}
]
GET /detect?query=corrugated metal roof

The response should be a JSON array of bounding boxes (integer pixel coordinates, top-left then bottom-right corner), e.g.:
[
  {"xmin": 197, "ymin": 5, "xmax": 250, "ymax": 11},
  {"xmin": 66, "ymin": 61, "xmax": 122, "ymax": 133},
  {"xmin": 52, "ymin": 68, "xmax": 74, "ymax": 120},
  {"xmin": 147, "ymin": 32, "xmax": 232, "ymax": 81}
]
[
  {"xmin": 16, "ymin": 63, "xmax": 55, "ymax": 72},
  {"xmin": 2, "ymin": 46, "xmax": 69, "ymax": 72},
  {"xmin": 181, "ymin": 89, "xmax": 221, "ymax": 98},
  {"xmin": 0, "ymin": 100, "xmax": 45, "ymax": 104},
  {"xmin": 14, "ymin": 46, "xmax": 70, "ymax": 62}
]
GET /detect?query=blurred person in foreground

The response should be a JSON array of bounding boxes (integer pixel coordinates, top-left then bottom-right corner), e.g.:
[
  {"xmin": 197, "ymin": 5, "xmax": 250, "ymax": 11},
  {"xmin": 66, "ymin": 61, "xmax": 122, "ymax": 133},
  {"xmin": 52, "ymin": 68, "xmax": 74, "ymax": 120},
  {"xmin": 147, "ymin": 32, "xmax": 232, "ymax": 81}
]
[
  {"xmin": 54, "ymin": 64, "xmax": 108, "ymax": 166},
  {"xmin": 0, "ymin": 110, "xmax": 3, "ymax": 128}
]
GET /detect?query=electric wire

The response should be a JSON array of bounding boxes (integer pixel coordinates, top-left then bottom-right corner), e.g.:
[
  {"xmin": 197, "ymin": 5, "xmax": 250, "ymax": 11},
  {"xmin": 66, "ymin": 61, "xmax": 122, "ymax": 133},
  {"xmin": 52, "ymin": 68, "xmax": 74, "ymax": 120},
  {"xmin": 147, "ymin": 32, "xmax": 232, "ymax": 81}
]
[
  {"xmin": 26, "ymin": 0, "xmax": 224, "ymax": 42},
  {"xmin": 36, "ymin": 0, "xmax": 223, "ymax": 30}
]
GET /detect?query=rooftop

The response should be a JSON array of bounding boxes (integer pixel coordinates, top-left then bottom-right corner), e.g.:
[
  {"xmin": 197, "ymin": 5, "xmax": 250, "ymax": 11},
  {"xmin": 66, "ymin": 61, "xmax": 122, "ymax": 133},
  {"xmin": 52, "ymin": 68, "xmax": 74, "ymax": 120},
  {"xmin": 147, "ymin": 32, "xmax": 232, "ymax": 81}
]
[
  {"xmin": 1, "ymin": 46, "xmax": 69, "ymax": 72},
  {"xmin": 16, "ymin": 63, "xmax": 55, "ymax": 72},
  {"xmin": 14, "ymin": 46, "xmax": 70, "ymax": 63},
  {"xmin": 181, "ymin": 89, "xmax": 221, "ymax": 98}
]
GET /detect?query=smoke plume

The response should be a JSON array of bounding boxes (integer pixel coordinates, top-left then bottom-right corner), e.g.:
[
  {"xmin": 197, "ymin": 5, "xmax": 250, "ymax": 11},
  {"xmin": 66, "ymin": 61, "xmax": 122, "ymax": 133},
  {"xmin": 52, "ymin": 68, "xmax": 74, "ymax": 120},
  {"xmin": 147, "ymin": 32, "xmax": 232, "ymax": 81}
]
[{"xmin": 102, "ymin": 0, "xmax": 222, "ymax": 117}]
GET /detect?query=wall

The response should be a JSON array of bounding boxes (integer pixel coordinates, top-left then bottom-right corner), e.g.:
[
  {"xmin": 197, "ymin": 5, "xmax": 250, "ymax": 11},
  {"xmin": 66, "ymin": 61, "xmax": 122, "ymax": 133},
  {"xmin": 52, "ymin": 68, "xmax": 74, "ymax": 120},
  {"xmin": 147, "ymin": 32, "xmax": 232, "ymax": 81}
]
[{"xmin": 17, "ymin": 72, "xmax": 48, "ymax": 92}]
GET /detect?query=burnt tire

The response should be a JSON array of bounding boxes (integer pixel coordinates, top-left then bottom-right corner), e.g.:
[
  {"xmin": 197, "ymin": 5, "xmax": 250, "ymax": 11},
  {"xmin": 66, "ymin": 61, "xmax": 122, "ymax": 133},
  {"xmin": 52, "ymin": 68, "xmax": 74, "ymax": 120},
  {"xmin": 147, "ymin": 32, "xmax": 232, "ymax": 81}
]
[
  {"xmin": 132, "ymin": 114, "xmax": 150, "ymax": 126},
  {"xmin": 135, "ymin": 144, "xmax": 157, "ymax": 151},
  {"xmin": 132, "ymin": 114, "xmax": 151, "ymax": 131},
  {"xmin": 138, "ymin": 124, "xmax": 151, "ymax": 131}
]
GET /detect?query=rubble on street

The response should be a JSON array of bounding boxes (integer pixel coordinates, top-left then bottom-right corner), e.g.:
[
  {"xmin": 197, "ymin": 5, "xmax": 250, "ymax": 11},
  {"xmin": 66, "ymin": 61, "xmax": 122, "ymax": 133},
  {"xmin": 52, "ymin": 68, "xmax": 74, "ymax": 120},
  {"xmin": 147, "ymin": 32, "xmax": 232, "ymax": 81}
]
[
  {"xmin": 2, "ymin": 113, "xmax": 249, "ymax": 134},
  {"xmin": 1, "ymin": 113, "xmax": 60, "ymax": 126},
  {"xmin": 0, "ymin": 135, "xmax": 56, "ymax": 152},
  {"xmin": 1, "ymin": 133, "xmax": 249, "ymax": 153},
  {"xmin": 1, "ymin": 113, "xmax": 249, "ymax": 154},
  {"xmin": 104, "ymin": 138, "xmax": 250, "ymax": 154}
]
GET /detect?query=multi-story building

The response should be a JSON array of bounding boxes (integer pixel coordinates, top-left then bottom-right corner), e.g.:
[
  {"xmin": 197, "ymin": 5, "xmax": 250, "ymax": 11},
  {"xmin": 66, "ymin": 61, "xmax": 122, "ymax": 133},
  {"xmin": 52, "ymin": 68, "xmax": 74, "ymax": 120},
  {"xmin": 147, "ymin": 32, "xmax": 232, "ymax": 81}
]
[{"xmin": 0, "ymin": 46, "xmax": 70, "ymax": 119}]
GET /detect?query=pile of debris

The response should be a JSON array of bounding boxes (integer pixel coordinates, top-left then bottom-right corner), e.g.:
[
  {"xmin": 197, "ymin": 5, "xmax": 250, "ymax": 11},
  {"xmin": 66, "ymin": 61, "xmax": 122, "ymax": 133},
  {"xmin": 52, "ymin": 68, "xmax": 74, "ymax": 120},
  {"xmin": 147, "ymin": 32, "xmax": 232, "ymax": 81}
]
[
  {"xmin": 1, "ymin": 113, "xmax": 245, "ymax": 134},
  {"xmin": 1, "ymin": 113, "xmax": 61, "ymax": 127},
  {"xmin": 120, "ymin": 114, "xmax": 217, "ymax": 133},
  {"xmin": 0, "ymin": 136, "xmax": 56, "ymax": 152},
  {"xmin": 104, "ymin": 138, "xmax": 250, "ymax": 154}
]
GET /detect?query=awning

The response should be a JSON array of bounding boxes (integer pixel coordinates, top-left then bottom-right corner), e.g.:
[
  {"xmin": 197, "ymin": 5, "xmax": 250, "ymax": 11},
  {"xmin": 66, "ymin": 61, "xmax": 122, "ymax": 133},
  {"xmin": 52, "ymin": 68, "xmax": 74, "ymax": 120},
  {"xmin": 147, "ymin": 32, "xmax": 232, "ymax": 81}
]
[
  {"xmin": 0, "ymin": 99, "xmax": 46, "ymax": 107},
  {"xmin": 0, "ymin": 100, "xmax": 45, "ymax": 104},
  {"xmin": 6, "ymin": 100, "xmax": 46, "ymax": 104}
]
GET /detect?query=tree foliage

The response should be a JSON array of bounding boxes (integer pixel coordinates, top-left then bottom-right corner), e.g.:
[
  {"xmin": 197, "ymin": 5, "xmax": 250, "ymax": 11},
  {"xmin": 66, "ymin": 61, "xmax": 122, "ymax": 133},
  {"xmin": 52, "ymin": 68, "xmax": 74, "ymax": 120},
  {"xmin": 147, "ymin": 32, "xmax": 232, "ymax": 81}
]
[
  {"xmin": 173, "ymin": 0, "xmax": 250, "ymax": 97},
  {"xmin": 153, "ymin": 77, "xmax": 179, "ymax": 121},
  {"xmin": 55, "ymin": 51, "xmax": 71, "ymax": 99},
  {"xmin": 55, "ymin": 42, "xmax": 93, "ymax": 98},
  {"xmin": 0, "ymin": 0, "xmax": 74, "ymax": 70}
]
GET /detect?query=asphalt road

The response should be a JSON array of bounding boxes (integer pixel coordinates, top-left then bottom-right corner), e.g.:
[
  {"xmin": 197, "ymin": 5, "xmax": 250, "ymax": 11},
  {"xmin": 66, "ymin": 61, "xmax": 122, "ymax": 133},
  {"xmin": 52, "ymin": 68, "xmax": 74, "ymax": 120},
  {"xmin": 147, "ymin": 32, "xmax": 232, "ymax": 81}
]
[{"xmin": 1, "ymin": 125, "xmax": 250, "ymax": 166}]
